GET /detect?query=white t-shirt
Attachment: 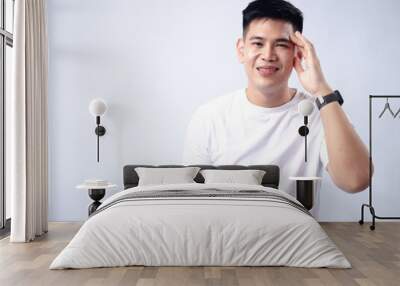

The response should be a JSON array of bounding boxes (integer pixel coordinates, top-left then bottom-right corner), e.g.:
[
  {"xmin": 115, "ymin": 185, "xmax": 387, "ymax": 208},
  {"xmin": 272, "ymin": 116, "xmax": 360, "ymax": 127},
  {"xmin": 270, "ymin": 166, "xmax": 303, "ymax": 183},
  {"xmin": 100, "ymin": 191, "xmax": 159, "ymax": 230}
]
[{"xmin": 182, "ymin": 88, "xmax": 329, "ymax": 197}]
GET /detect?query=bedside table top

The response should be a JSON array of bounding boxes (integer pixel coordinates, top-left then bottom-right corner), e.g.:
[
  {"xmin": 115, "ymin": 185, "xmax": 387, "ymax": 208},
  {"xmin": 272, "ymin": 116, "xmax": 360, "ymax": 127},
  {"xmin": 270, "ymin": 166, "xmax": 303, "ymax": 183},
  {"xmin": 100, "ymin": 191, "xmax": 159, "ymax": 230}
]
[
  {"xmin": 289, "ymin": 176, "xmax": 322, "ymax": 181},
  {"xmin": 76, "ymin": 183, "xmax": 117, "ymax": 190}
]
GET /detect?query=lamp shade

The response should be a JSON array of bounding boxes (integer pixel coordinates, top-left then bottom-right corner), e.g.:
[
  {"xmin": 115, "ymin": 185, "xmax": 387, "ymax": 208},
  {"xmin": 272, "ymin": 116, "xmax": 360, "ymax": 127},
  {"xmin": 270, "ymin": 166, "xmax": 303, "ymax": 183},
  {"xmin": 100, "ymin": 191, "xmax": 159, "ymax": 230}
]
[
  {"xmin": 89, "ymin": 98, "xmax": 107, "ymax": 116},
  {"xmin": 298, "ymin": 99, "xmax": 314, "ymax": 116}
]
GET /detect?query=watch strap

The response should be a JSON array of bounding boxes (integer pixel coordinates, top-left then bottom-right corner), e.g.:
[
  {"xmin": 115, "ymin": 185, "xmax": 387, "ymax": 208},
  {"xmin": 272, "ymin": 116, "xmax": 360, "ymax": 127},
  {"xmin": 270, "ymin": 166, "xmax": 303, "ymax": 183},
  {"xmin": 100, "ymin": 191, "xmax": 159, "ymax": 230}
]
[{"xmin": 316, "ymin": 90, "xmax": 344, "ymax": 110}]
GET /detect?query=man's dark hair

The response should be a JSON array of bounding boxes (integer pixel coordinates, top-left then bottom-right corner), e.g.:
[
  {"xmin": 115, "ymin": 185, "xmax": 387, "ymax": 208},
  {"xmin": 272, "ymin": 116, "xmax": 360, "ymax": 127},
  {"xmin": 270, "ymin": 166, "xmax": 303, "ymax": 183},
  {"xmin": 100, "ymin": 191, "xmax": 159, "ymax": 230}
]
[{"xmin": 242, "ymin": 0, "xmax": 303, "ymax": 37}]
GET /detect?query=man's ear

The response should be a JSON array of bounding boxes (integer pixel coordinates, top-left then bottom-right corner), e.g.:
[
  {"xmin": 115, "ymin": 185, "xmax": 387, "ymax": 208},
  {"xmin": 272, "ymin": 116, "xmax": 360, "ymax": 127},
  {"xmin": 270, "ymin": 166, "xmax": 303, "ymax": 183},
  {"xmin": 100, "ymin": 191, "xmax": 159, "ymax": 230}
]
[{"xmin": 236, "ymin": 38, "xmax": 245, "ymax": 63}]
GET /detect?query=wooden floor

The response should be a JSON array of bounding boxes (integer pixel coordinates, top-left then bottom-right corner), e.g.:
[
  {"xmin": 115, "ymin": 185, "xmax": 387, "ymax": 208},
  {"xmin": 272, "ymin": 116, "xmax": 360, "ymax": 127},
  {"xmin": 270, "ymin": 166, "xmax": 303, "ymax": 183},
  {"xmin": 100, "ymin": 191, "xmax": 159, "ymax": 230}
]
[{"xmin": 0, "ymin": 222, "xmax": 399, "ymax": 286}]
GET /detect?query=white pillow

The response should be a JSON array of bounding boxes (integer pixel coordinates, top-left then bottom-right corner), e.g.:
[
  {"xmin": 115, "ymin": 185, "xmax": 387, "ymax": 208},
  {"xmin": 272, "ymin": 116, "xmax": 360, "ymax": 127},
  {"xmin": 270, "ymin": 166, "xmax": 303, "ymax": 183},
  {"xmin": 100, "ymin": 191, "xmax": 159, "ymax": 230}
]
[
  {"xmin": 135, "ymin": 167, "xmax": 201, "ymax": 186},
  {"xmin": 200, "ymin": 169, "xmax": 266, "ymax": 185}
]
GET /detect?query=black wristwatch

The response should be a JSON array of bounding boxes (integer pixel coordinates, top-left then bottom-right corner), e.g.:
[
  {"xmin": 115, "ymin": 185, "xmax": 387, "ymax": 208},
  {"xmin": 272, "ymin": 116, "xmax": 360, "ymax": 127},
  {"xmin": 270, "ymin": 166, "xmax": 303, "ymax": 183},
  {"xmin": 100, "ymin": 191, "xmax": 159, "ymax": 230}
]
[{"xmin": 315, "ymin": 90, "xmax": 344, "ymax": 110}]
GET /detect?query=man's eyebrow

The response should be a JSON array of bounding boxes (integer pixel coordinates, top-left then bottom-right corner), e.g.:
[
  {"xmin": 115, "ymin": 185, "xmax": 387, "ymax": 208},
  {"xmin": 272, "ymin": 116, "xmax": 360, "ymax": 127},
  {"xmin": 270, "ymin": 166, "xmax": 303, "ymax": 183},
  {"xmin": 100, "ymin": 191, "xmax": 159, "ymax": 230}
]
[
  {"xmin": 275, "ymin": 38, "xmax": 292, "ymax": 43},
  {"xmin": 248, "ymin": 36, "xmax": 265, "ymax": 41},
  {"xmin": 248, "ymin": 36, "xmax": 292, "ymax": 44}
]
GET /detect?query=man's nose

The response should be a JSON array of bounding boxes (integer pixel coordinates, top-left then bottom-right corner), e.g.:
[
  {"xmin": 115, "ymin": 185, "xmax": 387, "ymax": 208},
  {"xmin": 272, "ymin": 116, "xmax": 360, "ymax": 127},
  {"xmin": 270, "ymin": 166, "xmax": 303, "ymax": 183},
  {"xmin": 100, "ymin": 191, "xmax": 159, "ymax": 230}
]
[{"xmin": 261, "ymin": 45, "xmax": 277, "ymax": 61}]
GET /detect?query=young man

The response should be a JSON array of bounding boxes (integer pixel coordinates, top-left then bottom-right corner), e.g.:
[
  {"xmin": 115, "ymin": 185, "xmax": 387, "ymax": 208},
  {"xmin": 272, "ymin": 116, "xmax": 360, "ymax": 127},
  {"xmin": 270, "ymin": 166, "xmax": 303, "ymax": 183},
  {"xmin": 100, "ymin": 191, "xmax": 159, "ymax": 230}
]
[{"xmin": 183, "ymin": 0, "xmax": 370, "ymax": 197}]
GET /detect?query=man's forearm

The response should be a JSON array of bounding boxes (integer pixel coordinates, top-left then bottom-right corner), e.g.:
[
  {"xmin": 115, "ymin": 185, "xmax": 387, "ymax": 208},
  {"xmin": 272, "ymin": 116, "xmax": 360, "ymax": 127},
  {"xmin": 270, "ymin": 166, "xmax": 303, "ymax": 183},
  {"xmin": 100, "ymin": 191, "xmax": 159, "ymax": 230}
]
[{"xmin": 319, "ymin": 100, "xmax": 370, "ymax": 193}]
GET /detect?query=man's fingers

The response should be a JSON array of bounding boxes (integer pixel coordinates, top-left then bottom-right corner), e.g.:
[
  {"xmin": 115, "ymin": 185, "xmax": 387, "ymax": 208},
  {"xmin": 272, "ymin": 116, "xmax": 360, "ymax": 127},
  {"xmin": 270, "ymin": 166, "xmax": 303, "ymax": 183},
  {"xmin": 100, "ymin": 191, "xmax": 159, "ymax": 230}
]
[
  {"xmin": 295, "ymin": 31, "xmax": 313, "ymax": 47},
  {"xmin": 290, "ymin": 33, "xmax": 310, "ymax": 60},
  {"xmin": 290, "ymin": 32, "xmax": 307, "ymax": 47},
  {"xmin": 289, "ymin": 34, "xmax": 305, "ymax": 50},
  {"xmin": 292, "ymin": 32, "xmax": 314, "ymax": 52},
  {"xmin": 294, "ymin": 31, "xmax": 318, "ymax": 59}
]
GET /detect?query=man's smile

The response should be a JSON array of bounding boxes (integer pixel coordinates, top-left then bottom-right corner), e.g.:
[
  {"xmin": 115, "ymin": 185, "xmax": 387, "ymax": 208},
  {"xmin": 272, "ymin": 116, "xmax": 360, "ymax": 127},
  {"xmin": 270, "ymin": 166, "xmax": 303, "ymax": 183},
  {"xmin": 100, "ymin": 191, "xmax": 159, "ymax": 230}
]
[{"xmin": 256, "ymin": 65, "xmax": 280, "ymax": 76}]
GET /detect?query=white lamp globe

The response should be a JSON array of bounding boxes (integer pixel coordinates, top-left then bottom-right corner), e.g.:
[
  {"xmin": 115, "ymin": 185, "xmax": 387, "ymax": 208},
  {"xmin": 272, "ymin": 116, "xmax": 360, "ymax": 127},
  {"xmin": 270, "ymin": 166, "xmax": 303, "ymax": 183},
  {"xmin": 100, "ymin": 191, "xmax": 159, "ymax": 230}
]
[
  {"xmin": 298, "ymin": 99, "xmax": 314, "ymax": 116},
  {"xmin": 89, "ymin": 98, "xmax": 107, "ymax": 116}
]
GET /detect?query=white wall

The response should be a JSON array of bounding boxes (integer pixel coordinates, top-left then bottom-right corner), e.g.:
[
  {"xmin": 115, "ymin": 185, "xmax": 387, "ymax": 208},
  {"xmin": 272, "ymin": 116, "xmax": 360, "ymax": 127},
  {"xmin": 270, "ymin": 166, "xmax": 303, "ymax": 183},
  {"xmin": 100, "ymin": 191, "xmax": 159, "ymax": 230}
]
[{"xmin": 47, "ymin": 0, "xmax": 400, "ymax": 221}]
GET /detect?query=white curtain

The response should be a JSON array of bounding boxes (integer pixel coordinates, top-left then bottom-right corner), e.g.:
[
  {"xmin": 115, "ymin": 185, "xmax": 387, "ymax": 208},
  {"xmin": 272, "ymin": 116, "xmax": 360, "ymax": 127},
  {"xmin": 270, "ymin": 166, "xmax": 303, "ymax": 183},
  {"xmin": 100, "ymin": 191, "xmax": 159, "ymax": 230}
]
[{"xmin": 9, "ymin": 0, "xmax": 48, "ymax": 242}]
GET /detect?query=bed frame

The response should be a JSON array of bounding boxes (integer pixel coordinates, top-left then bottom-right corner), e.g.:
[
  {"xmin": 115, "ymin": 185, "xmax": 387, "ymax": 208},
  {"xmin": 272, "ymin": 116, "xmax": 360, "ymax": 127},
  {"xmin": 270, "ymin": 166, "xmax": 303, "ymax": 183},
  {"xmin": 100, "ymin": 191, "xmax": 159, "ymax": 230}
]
[{"xmin": 123, "ymin": 165, "xmax": 280, "ymax": 189}]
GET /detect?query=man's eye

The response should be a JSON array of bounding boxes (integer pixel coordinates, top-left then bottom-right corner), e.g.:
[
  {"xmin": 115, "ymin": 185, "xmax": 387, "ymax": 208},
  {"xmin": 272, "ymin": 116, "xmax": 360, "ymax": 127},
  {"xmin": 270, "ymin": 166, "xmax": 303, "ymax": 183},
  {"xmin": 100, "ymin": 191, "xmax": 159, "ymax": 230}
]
[
  {"xmin": 252, "ymin": 42, "xmax": 263, "ymax": 47},
  {"xmin": 276, "ymin": 44, "xmax": 289, "ymax": 48}
]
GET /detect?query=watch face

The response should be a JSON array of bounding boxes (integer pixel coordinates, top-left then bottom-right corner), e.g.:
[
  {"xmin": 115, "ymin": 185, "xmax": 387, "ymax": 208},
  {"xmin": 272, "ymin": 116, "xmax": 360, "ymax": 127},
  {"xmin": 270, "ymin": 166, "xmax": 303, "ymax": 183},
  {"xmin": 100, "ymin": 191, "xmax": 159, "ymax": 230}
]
[{"xmin": 316, "ymin": 96, "xmax": 325, "ymax": 109}]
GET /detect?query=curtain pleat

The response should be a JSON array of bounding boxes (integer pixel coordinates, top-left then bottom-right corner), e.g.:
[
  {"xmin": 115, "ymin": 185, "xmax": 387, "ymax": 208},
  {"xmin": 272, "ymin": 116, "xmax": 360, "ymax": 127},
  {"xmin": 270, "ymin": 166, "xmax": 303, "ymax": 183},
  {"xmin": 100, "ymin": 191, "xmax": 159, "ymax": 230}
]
[{"xmin": 10, "ymin": 0, "xmax": 48, "ymax": 243}]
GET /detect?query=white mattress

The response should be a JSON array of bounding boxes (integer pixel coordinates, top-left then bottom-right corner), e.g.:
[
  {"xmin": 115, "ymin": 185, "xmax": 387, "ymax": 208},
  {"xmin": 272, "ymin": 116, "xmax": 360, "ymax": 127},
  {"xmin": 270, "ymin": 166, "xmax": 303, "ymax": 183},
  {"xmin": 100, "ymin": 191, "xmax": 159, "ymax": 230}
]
[{"xmin": 50, "ymin": 183, "xmax": 351, "ymax": 269}]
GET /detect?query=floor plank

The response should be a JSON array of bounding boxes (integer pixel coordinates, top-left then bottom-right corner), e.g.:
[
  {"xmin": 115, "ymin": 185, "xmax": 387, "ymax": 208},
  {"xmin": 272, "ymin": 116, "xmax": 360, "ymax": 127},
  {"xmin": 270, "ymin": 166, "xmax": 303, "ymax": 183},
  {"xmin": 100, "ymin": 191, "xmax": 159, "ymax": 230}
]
[{"xmin": 0, "ymin": 222, "xmax": 399, "ymax": 286}]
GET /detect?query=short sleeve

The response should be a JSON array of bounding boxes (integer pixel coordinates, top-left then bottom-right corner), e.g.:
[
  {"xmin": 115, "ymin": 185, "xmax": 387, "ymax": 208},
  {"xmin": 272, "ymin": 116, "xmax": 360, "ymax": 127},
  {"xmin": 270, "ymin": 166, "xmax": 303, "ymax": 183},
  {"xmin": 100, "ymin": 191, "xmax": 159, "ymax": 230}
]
[{"xmin": 182, "ymin": 107, "xmax": 213, "ymax": 165}]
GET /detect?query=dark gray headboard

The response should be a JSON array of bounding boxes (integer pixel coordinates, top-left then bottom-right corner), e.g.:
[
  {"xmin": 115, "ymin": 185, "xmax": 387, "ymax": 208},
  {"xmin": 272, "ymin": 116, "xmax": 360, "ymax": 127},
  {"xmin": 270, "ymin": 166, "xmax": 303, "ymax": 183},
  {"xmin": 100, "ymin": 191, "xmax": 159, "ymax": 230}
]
[{"xmin": 123, "ymin": 165, "xmax": 280, "ymax": 189}]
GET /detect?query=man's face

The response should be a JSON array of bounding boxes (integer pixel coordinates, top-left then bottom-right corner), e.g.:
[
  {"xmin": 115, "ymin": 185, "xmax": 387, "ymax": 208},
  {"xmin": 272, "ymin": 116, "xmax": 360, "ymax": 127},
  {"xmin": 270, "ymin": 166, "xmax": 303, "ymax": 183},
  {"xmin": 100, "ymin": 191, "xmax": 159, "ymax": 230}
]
[{"xmin": 237, "ymin": 18, "xmax": 296, "ymax": 92}]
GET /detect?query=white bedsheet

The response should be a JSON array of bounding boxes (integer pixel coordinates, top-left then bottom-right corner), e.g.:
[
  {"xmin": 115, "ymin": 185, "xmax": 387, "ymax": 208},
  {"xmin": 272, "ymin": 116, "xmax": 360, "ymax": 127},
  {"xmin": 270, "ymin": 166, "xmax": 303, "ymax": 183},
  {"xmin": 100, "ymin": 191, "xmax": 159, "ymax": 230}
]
[{"xmin": 50, "ymin": 183, "xmax": 351, "ymax": 269}]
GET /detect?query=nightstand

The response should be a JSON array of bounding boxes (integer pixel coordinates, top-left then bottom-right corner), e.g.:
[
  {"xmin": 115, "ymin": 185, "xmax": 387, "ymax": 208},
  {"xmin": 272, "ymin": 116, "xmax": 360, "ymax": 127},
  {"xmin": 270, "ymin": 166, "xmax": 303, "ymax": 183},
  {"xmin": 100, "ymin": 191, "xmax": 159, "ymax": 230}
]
[
  {"xmin": 289, "ymin": 176, "xmax": 322, "ymax": 210},
  {"xmin": 76, "ymin": 181, "xmax": 117, "ymax": 216}
]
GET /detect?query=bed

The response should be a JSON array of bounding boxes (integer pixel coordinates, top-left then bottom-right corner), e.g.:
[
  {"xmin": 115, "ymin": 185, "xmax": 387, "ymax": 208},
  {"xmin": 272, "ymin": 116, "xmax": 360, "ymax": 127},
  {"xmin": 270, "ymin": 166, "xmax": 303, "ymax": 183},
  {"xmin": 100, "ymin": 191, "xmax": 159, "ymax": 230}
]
[{"xmin": 50, "ymin": 165, "xmax": 351, "ymax": 269}]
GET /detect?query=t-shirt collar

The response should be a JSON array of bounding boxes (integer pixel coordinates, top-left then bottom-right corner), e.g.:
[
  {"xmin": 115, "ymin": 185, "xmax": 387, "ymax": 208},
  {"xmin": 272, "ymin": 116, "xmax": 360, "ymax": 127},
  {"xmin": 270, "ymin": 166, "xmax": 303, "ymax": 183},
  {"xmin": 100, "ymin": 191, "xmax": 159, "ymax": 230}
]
[{"xmin": 242, "ymin": 88, "xmax": 302, "ymax": 115}]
